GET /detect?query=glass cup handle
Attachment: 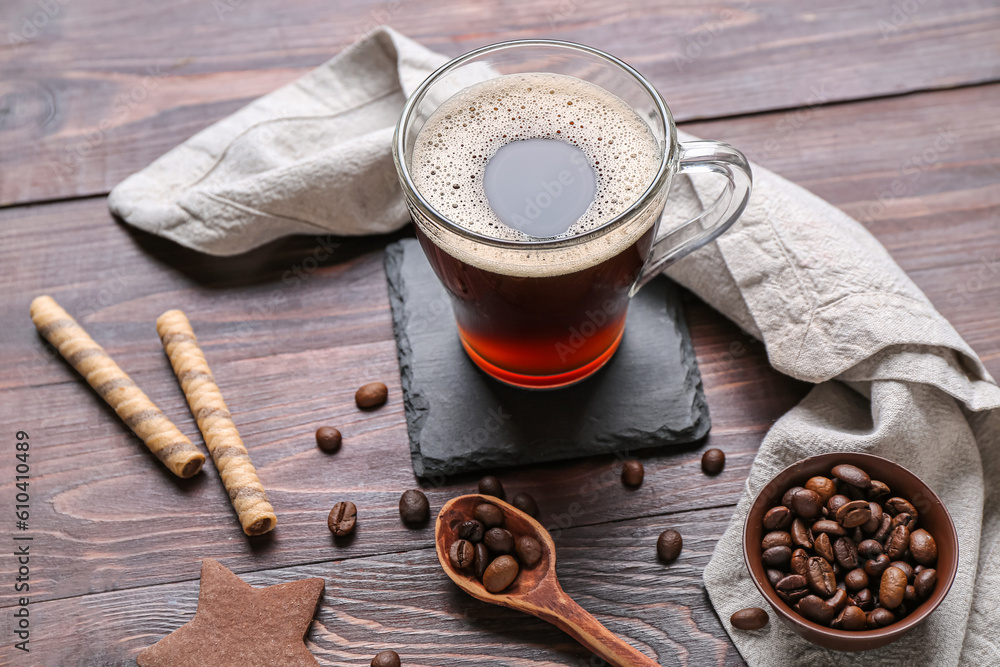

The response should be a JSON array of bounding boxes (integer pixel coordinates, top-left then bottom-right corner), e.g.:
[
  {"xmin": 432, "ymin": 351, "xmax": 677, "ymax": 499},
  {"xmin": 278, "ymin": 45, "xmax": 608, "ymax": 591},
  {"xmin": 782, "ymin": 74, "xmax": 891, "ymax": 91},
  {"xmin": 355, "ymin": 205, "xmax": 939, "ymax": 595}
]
[{"xmin": 631, "ymin": 140, "xmax": 752, "ymax": 295}]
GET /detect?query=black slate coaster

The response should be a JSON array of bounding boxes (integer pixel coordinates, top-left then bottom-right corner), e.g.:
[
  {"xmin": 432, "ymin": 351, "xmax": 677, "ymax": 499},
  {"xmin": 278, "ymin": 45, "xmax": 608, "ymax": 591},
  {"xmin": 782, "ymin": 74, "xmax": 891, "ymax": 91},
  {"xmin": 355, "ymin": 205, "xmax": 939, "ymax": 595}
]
[{"xmin": 385, "ymin": 239, "xmax": 709, "ymax": 480}]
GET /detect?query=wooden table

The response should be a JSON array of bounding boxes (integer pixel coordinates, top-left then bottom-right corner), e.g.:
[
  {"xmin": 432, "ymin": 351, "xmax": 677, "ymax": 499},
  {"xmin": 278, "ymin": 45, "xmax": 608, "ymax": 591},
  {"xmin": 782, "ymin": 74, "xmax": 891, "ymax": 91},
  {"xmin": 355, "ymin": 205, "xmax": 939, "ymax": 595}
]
[{"xmin": 2, "ymin": 1, "xmax": 998, "ymax": 664}]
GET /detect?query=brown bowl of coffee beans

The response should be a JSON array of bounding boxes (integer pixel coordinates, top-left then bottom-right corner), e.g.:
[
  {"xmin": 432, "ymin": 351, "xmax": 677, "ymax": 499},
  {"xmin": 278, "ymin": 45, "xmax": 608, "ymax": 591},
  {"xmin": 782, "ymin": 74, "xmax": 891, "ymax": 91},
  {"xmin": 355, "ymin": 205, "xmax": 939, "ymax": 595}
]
[{"xmin": 742, "ymin": 453, "xmax": 958, "ymax": 651}]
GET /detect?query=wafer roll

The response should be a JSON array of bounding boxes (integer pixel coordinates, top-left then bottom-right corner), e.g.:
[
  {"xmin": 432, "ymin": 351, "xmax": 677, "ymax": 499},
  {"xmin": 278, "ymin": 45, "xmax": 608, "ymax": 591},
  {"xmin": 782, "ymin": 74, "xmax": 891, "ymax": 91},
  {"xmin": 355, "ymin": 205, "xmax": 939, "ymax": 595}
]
[
  {"xmin": 29, "ymin": 296, "xmax": 205, "ymax": 478},
  {"xmin": 156, "ymin": 310, "xmax": 277, "ymax": 536}
]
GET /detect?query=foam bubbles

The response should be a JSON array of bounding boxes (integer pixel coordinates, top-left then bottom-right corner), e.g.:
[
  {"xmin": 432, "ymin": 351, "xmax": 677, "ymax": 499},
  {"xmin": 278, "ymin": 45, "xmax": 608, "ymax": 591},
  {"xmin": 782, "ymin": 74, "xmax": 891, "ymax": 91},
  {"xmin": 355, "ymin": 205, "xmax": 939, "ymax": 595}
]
[{"xmin": 411, "ymin": 73, "xmax": 660, "ymax": 242}]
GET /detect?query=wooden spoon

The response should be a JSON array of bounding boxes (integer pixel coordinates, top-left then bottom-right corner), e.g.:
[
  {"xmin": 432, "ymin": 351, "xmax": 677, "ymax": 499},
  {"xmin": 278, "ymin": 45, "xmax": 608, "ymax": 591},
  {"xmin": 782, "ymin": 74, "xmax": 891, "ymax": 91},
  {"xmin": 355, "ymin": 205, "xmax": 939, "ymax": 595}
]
[{"xmin": 436, "ymin": 494, "xmax": 660, "ymax": 666}]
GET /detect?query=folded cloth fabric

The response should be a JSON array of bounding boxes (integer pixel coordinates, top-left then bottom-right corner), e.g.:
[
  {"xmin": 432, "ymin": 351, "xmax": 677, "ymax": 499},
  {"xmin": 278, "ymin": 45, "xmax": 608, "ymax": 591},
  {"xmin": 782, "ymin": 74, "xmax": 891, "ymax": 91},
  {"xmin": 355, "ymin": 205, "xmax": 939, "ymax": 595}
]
[{"xmin": 110, "ymin": 28, "xmax": 1000, "ymax": 665}]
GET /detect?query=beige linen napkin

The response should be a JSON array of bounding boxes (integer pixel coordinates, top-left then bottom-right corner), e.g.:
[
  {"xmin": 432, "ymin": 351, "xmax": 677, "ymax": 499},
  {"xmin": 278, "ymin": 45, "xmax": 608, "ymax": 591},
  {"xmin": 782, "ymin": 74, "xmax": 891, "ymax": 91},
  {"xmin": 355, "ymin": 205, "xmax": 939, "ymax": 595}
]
[{"xmin": 110, "ymin": 28, "xmax": 1000, "ymax": 665}]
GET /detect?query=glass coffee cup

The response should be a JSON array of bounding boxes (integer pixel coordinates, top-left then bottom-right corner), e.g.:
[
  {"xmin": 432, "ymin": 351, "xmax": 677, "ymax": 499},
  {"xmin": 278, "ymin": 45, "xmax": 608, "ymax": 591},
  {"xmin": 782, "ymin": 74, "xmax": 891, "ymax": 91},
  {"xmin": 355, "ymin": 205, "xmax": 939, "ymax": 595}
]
[{"xmin": 394, "ymin": 40, "xmax": 751, "ymax": 388}]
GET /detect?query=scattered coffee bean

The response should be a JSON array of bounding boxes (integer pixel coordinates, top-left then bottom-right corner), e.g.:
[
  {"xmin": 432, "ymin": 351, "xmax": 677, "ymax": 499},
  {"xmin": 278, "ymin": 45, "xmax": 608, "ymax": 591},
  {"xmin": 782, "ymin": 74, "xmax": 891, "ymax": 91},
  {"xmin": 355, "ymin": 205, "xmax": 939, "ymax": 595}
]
[
  {"xmin": 763, "ymin": 506, "xmax": 793, "ymax": 531},
  {"xmin": 805, "ymin": 476, "xmax": 836, "ymax": 504},
  {"xmin": 328, "ymin": 501, "xmax": 357, "ymax": 536},
  {"xmin": 516, "ymin": 535, "xmax": 542, "ymax": 568},
  {"xmin": 621, "ymin": 460, "xmax": 644, "ymax": 487},
  {"xmin": 914, "ymin": 568, "xmax": 937, "ymax": 600},
  {"xmin": 831, "ymin": 464, "xmax": 871, "ymax": 489},
  {"xmin": 371, "ymin": 650, "xmax": 401, "ymax": 667},
  {"xmin": 457, "ymin": 519, "xmax": 484, "ymax": 543},
  {"xmin": 701, "ymin": 448, "xmax": 725, "ymax": 475},
  {"xmin": 483, "ymin": 554, "xmax": 519, "ymax": 593},
  {"xmin": 449, "ymin": 539, "xmax": 475, "ymax": 570},
  {"xmin": 355, "ymin": 382, "xmax": 388, "ymax": 409},
  {"xmin": 315, "ymin": 426, "xmax": 342, "ymax": 453},
  {"xmin": 398, "ymin": 489, "xmax": 430, "ymax": 526},
  {"xmin": 484, "ymin": 527, "xmax": 514, "ymax": 555},
  {"xmin": 759, "ymin": 462, "xmax": 939, "ymax": 631},
  {"xmin": 474, "ymin": 503, "xmax": 504, "ymax": 528},
  {"xmin": 909, "ymin": 529, "xmax": 938, "ymax": 565},
  {"xmin": 657, "ymin": 529, "xmax": 683, "ymax": 563},
  {"xmin": 730, "ymin": 607, "xmax": 769, "ymax": 630},
  {"xmin": 473, "ymin": 542, "xmax": 490, "ymax": 579},
  {"xmin": 478, "ymin": 475, "xmax": 506, "ymax": 500},
  {"xmin": 511, "ymin": 492, "xmax": 539, "ymax": 517}
]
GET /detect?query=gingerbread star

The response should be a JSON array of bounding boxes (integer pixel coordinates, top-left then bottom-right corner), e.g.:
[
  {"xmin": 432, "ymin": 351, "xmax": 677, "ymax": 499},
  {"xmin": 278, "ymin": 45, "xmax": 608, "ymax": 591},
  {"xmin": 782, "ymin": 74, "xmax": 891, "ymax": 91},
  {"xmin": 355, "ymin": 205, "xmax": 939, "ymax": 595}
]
[{"xmin": 138, "ymin": 559, "xmax": 325, "ymax": 667}]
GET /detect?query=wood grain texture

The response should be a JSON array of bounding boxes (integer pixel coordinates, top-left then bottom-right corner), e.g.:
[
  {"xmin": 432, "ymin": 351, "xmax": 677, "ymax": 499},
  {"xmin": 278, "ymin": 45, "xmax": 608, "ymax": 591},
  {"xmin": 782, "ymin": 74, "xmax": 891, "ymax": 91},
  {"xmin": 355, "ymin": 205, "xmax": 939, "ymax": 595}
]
[
  {"xmin": 0, "ymin": 509, "xmax": 745, "ymax": 666},
  {"xmin": 2, "ymin": 0, "xmax": 1000, "ymax": 205}
]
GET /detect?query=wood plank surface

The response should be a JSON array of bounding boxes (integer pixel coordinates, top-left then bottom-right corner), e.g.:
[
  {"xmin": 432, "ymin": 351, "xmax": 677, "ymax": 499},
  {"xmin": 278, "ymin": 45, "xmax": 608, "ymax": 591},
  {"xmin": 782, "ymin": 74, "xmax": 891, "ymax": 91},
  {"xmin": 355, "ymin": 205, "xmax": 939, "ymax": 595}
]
[{"xmin": 2, "ymin": 0, "xmax": 1000, "ymax": 205}]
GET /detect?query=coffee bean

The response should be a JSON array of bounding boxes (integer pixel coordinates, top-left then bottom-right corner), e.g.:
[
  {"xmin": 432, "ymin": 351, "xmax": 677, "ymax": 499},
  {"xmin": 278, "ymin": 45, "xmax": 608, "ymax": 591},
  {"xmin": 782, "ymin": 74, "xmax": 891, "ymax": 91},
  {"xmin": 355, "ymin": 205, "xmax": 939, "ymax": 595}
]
[
  {"xmin": 914, "ymin": 564, "xmax": 927, "ymax": 575},
  {"xmin": 831, "ymin": 464, "xmax": 871, "ymax": 489},
  {"xmin": 869, "ymin": 479, "xmax": 891, "ymax": 499},
  {"xmin": 782, "ymin": 486, "xmax": 805, "ymax": 508},
  {"xmin": 914, "ymin": 568, "xmax": 937, "ymax": 600},
  {"xmin": 473, "ymin": 542, "xmax": 490, "ymax": 579},
  {"xmin": 879, "ymin": 567, "xmax": 907, "ymax": 609},
  {"xmin": 775, "ymin": 574, "xmax": 809, "ymax": 604},
  {"xmin": 730, "ymin": 607, "xmax": 769, "ymax": 630},
  {"xmin": 657, "ymin": 529, "xmax": 683, "ymax": 562},
  {"xmin": 398, "ymin": 490, "xmax": 430, "ymax": 526},
  {"xmin": 805, "ymin": 556, "xmax": 837, "ymax": 597},
  {"xmin": 478, "ymin": 475, "xmax": 505, "ymax": 500},
  {"xmin": 811, "ymin": 520, "xmax": 846, "ymax": 537},
  {"xmin": 835, "ymin": 500, "xmax": 872, "ymax": 529},
  {"xmin": 873, "ymin": 514, "xmax": 893, "ymax": 543},
  {"xmin": 826, "ymin": 588, "xmax": 848, "ymax": 613},
  {"xmin": 889, "ymin": 560, "xmax": 914, "ymax": 583},
  {"xmin": 762, "ymin": 546, "xmax": 792, "ymax": 567},
  {"xmin": 315, "ymin": 426, "xmax": 342, "ymax": 452},
  {"xmin": 796, "ymin": 595, "xmax": 836, "ymax": 625},
  {"xmin": 826, "ymin": 494, "xmax": 850, "ymax": 514},
  {"xmin": 457, "ymin": 519, "xmax": 484, "ymax": 543},
  {"xmin": 814, "ymin": 532, "xmax": 835, "ymax": 562},
  {"xmin": 852, "ymin": 588, "xmax": 874, "ymax": 611},
  {"xmin": 701, "ymin": 448, "xmax": 725, "ymax": 475},
  {"xmin": 511, "ymin": 492, "xmax": 539, "ymax": 517},
  {"xmin": 766, "ymin": 568, "xmax": 785, "ymax": 587},
  {"xmin": 483, "ymin": 527, "xmax": 514, "ymax": 554},
  {"xmin": 867, "ymin": 607, "xmax": 895, "ymax": 628},
  {"xmin": 761, "ymin": 531, "xmax": 792, "ymax": 551},
  {"xmin": 909, "ymin": 529, "xmax": 938, "ymax": 566},
  {"xmin": 886, "ymin": 525, "xmax": 911, "ymax": 560},
  {"xmin": 328, "ymin": 501, "xmax": 357, "ymax": 536},
  {"xmin": 371, "ymin": 650, "xmax": 401, "ymax": 667},
  {"xmin": 844, "ymin": 568, "xmax": 869, "ymax": 592},
  {"xmin": 886, "ymin": 497, "xmax": 918, "ymax": 519},
  {"xmin": 864, "ymin": 554, "xmax": 891, "ymax": 578},
  {"xmin": 355, "ymin": 382, "xmax": 388, "ymax": 409},
  {"xmin": 789, "ymin": 488, "xmax": 823, "ymax": 520},
  {"xmin": 862, "ymin": 501, "xmax": 883, "ymax": 533},
  {"xmin": 835, "ymin": 604, "xmax": 868, "ymax": 630},
  {"xmin": 790, "ymin": 518, "xmax": 814, "ymax": 549},
  {"xmin": 833, "ymin": 537, "xmax": 859, "ymax": 569},
  {"xmin": 483, "ymin": 555, "xmax": 519, "ymax": 593},
  {"xmin": 805, "ymin": 476, "xmax": 837, "ymax": 504},
  {"xmin": 621, "ymin": 460, "xmax": 644, "ymax": 486},
  {"xmin": 904, "ymin": 584, "xmax": 918, "ymax": 605},
  {"xmin": 473, "ymin": 503, "xmax": 504, "ymax": 528},
  {"xmin": 790, "ymin": 548, "xmax": 809, "ymax": 576},
  {"xmin": 763, "ymin": 506, "xmax": 793, "ymax": 531},
  {"xmin": 889, "ymin": 512, "xmax": 916, "ymax": 533},
  {"xmin": 516, "ymin": 535, "xmax": 542, "ymax": 568},
  {"xmin": 449, "ymin": 539, "xmax": 475, "ymax": 570}
]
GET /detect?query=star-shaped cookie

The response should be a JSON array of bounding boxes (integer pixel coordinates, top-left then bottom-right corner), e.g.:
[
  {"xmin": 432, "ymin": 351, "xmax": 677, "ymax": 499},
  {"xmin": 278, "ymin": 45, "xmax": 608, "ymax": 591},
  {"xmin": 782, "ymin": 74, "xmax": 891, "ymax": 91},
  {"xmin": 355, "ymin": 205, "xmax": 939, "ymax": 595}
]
[{"xmin": 138, "ymin": 559, "xmax": 325, "ymax": 667}]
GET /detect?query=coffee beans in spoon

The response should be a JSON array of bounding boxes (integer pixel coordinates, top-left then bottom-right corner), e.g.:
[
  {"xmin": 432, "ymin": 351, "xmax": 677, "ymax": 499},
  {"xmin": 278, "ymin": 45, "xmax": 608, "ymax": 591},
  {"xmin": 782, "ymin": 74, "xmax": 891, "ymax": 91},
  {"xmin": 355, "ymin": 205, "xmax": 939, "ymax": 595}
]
[
  {"xmin": 447, "ymin": 500, "xmax": 540, "ymax": 593},
  {"xmin": 759, "ymin": 463, "xmax": 939, "ymax": 629}
]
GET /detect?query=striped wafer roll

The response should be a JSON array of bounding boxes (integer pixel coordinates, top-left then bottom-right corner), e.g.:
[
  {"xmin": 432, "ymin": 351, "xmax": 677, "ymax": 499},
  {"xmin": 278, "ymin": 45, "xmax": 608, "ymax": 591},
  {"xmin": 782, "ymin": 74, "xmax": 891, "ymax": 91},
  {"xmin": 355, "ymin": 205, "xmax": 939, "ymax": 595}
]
[
  {"xmin": 29, "ymin": 296, "xmax": 205, "ymax": 478},
  {"xmin": 156, "ymin": 309, "xmax": 277, "ymax": 536}
]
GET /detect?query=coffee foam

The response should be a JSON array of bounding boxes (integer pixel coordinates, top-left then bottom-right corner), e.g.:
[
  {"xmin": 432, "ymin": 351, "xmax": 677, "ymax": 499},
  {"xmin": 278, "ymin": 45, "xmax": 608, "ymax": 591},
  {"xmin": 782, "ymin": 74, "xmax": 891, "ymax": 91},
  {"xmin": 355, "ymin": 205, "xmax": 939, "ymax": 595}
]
[{"xmin": 410, "ymin": 73, "xmax": 665, "ymax": 277}]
